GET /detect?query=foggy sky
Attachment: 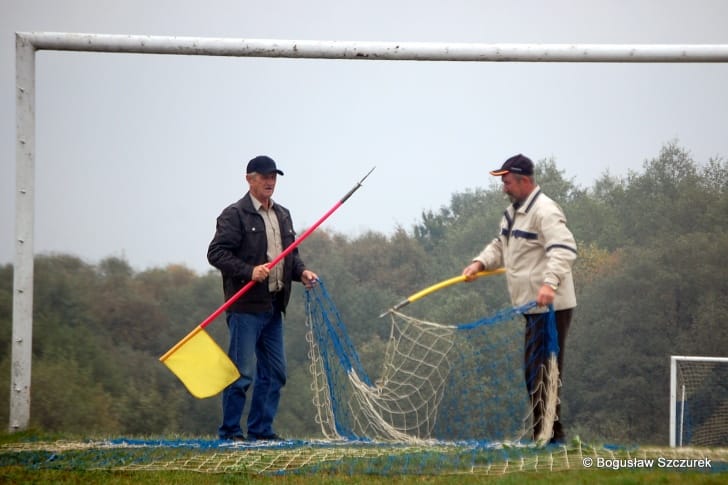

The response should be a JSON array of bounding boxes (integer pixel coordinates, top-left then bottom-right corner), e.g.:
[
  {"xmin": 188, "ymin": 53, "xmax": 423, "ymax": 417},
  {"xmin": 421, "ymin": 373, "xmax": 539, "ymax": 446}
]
[{"xmin": 2, "ymin": 0, "xmax": 728, "ymax": 273}]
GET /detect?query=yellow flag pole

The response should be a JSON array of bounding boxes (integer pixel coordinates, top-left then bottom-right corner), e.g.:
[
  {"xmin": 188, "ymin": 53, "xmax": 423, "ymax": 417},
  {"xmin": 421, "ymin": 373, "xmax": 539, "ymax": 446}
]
[{"xmin": 378, "ymin": 268, "xmax": 506, "ymax": 318}]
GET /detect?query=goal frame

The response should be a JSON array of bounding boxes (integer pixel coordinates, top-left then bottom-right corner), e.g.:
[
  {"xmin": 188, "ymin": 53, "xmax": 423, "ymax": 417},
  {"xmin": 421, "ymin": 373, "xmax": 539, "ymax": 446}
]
[
  {"xmin": 669, "ymin": 355, "xmax": 728, "ymax": 447},
  {"xmin": 11, "ymin": 32, "xmax": 728, "ymax": 432}
]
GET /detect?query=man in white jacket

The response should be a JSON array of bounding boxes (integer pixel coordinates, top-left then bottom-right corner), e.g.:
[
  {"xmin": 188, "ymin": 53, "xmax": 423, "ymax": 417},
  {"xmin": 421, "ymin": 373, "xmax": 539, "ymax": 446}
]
[{"xmin": 462, "ymin": 154, "xmax": 577, "ymax": 445}]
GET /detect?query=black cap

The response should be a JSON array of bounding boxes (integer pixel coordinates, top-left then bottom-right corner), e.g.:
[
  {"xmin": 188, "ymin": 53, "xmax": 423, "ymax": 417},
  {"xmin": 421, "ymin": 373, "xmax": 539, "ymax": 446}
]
[
  {"xmin": 246, "ymin": 155, "xmax": 284, "ymax": 175},
  {"xmin": 490, "ymin": 154, "xmax": 534, "ymax": 176}
]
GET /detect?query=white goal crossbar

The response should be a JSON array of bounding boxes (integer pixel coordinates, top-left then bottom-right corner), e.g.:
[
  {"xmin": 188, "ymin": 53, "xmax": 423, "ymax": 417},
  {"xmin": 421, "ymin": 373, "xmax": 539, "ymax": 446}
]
[
  {"xmin": 10, "ymin": 32, "xmax": 728, "ymax": 432},
  {"xmin": 670, "ymin": 355, "xmax": 728, "ymax": 447}
]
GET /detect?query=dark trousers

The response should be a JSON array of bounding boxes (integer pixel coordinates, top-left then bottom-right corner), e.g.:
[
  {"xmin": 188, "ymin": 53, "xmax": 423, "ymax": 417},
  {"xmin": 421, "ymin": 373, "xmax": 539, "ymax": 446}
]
[{"xmin": 523, "ymin": 308, "xmax": 572, "ymax": 442}]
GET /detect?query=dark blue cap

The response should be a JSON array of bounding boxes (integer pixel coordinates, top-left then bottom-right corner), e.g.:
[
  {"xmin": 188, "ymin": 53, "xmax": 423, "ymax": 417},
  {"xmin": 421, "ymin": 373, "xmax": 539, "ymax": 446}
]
[
  {"xmin": 247, "ymin": 155, "xmax": 284, "ymax": 175},
  {"xmin": 490, "ymin": 154, "xmax": 534, "ymax": 176}
]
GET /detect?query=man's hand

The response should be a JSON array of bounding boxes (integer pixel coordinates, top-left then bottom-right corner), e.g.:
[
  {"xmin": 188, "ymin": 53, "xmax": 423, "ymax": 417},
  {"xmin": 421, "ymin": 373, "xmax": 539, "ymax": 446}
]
[
  {"xmin": 462, "ymin": 261, "xmax": 484, "ymax": 282},
  {"xmin": 301, "ymin": 270, "xmax": 319, "ymax": 288},
  {"xmin": 252, "ymin": 264, "xmax": 270, "ymax": 283},
  {"xmin": 537, "ymin": 284, "xmax": 556, "ymax": 307}
]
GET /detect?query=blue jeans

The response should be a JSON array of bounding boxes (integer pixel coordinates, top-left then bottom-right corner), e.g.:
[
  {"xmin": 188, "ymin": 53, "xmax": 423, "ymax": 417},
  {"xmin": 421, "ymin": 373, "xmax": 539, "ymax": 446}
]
[{"xmin": 218, "ymin": 303, "xmax": 286, "ymax": 439}]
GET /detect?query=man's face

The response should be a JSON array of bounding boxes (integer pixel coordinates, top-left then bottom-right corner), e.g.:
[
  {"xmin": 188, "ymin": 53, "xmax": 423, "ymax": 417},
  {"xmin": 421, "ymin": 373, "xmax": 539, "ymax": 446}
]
[
  {"xmin": 501, "ymin": 173, "xmax": 529, "ymax": 204},
  {"xmin": 247, "ymin": 172, "xmax": 277, "ymax": 201}
]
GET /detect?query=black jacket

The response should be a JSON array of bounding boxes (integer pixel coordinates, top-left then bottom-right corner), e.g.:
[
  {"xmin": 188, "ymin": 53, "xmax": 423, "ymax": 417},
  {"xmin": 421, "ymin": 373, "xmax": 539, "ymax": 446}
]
[{"xmin": 207, "ymin": 193, "xmax": 307, "ymax": 313}]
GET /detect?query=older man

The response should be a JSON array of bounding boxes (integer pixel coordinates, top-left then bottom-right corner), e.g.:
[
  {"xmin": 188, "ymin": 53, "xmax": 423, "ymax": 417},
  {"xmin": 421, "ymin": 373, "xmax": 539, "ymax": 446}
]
[{"xmin": 208, "ymin": 155, "xmax": 317, "ymax": 442}]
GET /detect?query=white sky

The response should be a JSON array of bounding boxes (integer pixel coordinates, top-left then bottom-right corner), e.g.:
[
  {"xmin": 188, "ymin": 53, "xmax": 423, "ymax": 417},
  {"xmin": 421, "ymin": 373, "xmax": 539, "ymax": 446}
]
[{"xmin": 2, "ymin": 0, "xmax": 728, "ymax": 274}]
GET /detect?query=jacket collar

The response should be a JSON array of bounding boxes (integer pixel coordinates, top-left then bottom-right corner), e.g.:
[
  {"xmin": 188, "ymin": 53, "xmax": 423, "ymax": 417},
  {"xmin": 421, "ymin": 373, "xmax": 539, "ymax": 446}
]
[
  {"xmin": 240, "ymin": 192, "xmax": 275, "ymax": 213},
  {"xmin": 248, "ymin": 192, "xmax": 275, "ymax": 212},
  {"xmin": 512, "ymin": 185, "xmax": 541, "ymax": 214}
]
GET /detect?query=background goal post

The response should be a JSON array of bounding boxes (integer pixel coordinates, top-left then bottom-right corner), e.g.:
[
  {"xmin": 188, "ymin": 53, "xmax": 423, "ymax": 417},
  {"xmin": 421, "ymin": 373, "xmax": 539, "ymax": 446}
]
[{"xmin": 670, "ymin": 355, "xmax": 728, "ymax": 447}]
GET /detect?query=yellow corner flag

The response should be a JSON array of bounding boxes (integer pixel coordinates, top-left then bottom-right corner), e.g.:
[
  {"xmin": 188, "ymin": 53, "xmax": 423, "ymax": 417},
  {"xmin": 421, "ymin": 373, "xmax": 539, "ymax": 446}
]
[{"xmin": 159, "ymin": 326, "xmax": 240, "ymax": 399}]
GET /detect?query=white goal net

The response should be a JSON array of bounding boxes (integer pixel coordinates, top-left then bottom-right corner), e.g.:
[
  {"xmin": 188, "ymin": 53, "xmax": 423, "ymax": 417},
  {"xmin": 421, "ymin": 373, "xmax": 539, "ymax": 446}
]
[{"xmin": 670, "ymin": 355, "xmax": 728, "ymax": 447}]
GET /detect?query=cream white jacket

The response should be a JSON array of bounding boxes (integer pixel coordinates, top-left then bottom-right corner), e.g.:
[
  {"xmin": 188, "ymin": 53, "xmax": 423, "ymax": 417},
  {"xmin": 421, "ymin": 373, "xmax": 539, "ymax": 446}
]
[{"xmin": 474, "ymin": 186, "xmax": 577, "ymax": 313}]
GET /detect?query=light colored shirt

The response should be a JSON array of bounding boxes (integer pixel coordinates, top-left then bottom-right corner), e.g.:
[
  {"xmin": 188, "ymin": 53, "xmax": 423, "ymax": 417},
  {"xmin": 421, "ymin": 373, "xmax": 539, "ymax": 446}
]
[{"xmin": 250, "ymin": 194, "xmax": 284, "ymax": 293}]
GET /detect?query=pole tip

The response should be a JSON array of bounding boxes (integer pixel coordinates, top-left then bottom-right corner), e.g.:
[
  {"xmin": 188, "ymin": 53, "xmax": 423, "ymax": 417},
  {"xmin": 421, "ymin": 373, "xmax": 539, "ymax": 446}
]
[{"xmin": 359, "ymin": 166, "xmax": 376, "ymax": 184}]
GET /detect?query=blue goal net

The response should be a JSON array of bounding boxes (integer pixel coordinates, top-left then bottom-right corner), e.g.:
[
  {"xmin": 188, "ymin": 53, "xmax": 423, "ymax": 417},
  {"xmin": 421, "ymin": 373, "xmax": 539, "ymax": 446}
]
[{"xmin": 304, "ymin": 279, "xmax": 558, "ymax": 444}]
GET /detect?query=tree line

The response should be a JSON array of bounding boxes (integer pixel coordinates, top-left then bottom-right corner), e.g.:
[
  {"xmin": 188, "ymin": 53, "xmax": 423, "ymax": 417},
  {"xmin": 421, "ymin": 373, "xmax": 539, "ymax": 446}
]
[{"xmin": 1, "ymin": 141, "xmax": 726, "ymax": 445}]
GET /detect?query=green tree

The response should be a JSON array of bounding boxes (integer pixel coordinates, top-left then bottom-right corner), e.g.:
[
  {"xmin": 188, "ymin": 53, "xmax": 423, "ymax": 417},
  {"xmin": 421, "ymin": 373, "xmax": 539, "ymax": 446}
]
[{"xmin": 2, "ymin": 142, "xmax": 726, "ymax": 445}]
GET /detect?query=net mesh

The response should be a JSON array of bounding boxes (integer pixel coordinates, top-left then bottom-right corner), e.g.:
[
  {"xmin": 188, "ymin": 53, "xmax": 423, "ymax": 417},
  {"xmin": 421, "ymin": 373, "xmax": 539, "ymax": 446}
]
[
  {"xmin": 676, "ymin": 359, "xmax": 728, "ymax": 447},
  {"xmin": 3, "ymin": 438, "xmax": 727, "ymax": 475},
  {"xmin": 3, "ymin": 283, "xmax": 728, "ymax": 475},
  {"xmin": 305, "ymin": 279, "xmax": 558, "ymax": 444},
  {"xmin": 5, "ymin": 283, "xmax": 728, "ymax": 472}
]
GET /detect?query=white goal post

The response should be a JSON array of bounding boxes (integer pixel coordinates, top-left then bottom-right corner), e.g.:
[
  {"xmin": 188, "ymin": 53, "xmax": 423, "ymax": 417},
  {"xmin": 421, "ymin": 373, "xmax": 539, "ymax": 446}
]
[
  {"xmin": 11, "ymin": 32, "xmax": 728, "ymax": 432},
  {"xmin": 670, "ymin": 355, "xmax": 728, "ymax": 447}
]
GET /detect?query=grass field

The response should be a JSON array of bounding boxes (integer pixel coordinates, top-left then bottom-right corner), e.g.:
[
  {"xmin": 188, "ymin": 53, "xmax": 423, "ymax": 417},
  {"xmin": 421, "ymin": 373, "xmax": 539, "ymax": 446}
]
[
  {"xmin": 1, "ymin": 468, "xmax": 727, "ymax": 484},
  {"xmin": 1, "ymin": 431, "xmax": 726, "ymax": 484}
]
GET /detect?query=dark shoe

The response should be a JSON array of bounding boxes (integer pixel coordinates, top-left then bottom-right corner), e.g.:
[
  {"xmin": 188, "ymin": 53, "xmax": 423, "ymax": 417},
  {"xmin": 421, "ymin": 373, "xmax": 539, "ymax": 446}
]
[
  {"xmin": 221, "ymin": 435, "xmax": 246, "ymax": 442},
  {"xmin": 247, "ymin": 432, "xmax": 284, "ymax": 441},
  {"xmin": 549, "ymin": 436, "xmax": 566, "ymax": 446}
]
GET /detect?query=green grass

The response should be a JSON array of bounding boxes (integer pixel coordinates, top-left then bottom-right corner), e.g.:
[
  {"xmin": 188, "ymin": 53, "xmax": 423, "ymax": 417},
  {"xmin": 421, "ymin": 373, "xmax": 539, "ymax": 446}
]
[
  {"xmin": 1, "ymin": 430, "xmax": 726, "ymax": 484},
  {"xmin": 1, "ymin": 468, "xmax": 726, "ymax": 484}
]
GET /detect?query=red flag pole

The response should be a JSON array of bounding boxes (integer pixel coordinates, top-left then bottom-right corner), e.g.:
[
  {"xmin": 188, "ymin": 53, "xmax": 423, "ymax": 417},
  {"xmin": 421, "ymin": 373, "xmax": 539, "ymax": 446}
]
[
  {"xmin": 159, "ymin": 167, "xmax": 375, "ymax": 396},
  {"xmin": 160, "ymin": 167, "xmax": 374, "ymax": 363},
  {"xmin": 196, "ymin": 166, "xmax": 375, "ymax": 330}
]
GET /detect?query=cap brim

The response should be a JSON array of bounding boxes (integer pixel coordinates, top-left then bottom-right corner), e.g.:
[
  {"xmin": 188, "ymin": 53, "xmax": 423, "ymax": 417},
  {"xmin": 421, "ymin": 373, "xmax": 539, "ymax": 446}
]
[{"xmin": 489, "ymin": 169, "xmax": 509, "ymax": 176}]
